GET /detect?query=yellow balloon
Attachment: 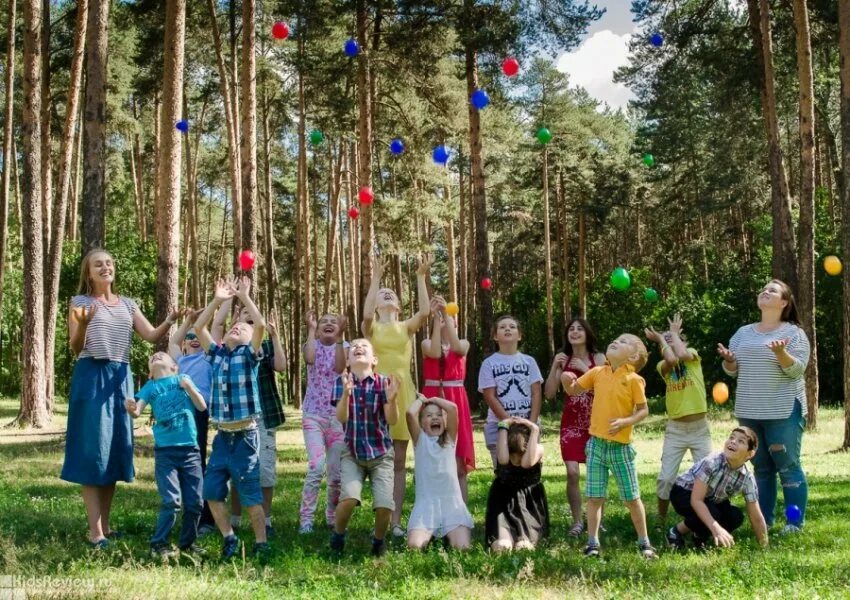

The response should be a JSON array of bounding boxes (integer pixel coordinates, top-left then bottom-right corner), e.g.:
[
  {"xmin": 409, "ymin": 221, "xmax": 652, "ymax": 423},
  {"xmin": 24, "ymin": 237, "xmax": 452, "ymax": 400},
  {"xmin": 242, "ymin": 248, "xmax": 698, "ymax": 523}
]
[
  {"xmin": 712, "ymin": 382, "xmax": 729, "ymax": 405},
  {"xmin": 824, "ymin": 255, "xmax": 843, "ymax": 276},
  {"xmin": 445, "ymin": 302, "xmax": 459, "ymax": 317}
]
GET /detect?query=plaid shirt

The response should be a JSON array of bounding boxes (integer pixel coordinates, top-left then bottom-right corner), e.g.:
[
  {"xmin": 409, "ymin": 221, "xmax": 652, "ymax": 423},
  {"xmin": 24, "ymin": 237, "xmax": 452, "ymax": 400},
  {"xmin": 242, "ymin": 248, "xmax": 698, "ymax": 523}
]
[
  {"xmin": 257, "ymin": 339, "xmax": 285, "ymax": 429},
  {"xmin": 676, "ymin": 452, "xmax": 759, "ymax": 503},
  {"xmin": 332, "ymin": 372, "xmax": 392, "ymax": 461},
  {"xmin": 206, "ymin": 342, "xmax": 262, "ymax": 423}
]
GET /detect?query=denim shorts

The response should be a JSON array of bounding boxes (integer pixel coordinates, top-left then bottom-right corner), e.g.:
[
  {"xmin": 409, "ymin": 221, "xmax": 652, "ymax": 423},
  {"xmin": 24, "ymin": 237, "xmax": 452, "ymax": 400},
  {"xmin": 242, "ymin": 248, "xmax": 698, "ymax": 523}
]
[{"xmin": 203, "ymin": 427, "xmax": 262, "ymax": 507}]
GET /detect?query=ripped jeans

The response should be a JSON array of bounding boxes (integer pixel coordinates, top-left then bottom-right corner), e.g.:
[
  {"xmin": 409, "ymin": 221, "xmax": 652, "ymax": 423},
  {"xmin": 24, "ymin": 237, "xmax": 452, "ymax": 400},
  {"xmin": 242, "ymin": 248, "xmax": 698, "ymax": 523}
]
[
  {"xmin": 299, "ymin": 414, "xmax": 345, "ymax": 527},
  {"xmin": 738, "ymin": 401, "xmax": 808, "ymax": 527}
]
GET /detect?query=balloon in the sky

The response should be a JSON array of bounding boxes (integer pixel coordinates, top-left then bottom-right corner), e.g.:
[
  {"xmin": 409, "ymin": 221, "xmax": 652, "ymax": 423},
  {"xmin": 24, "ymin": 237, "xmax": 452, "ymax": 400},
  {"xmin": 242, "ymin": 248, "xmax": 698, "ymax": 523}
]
[
  {"xmin": 650, "ymin": 32, "xmax": 664, "ymax": 47},
  {"xmin": 644, "ymin": 288, "xmax": 658, "ymax": 303},
  {"xmin": 471, "ymin": 89, "xmax": 490, "ymax": 110},
  {"xmin": 433, "ymin": 145, "xmax": 450, "ymax": 166},
  {"xmin": 239, "ymin": 249, "xmax": 256, "ymax": 271},
  {"xmin": 824, "ymin": 255, "xmax": 843, "ymax": 276},
  {"xmin": 643, "ymin": 153, "xmax": 655, "ymax": 167},
  {"xmin": 785, "ymin": 504, "xmax": 802, "ymax": 524},
  {"xmin": 445, "ymin": 302, "xmax": 459, "ymax": 317},
  {"xmin": 271, "ymin": 21, "xmax": 289, "ymax": 40},
  {"xmin": 389, "ymin": 138, "xmax": 405, "ymax": 155},
  {"xmin": 348, "ymin": 206, "xmax": 360, "ymax": 219},
  {"xmin": 344, "ymin": 38, "xmax": 360, "ymax": 57},
  {"xmin": 175, "ymin": 120, "xmax": 189, "ymax": 133},
  {"xmin": 309, "ymin": 129, "xmax": 324, "ymax": 145},
  {"xmin": 502, "ymin": 57, "xmax": 520, "ymax": 77},
  {"xmin": 480, "ymin": 278, "xmax": 492, "ymax": 290},
  {"xmin": 712, "ymin": 382, "xmax": 729, "ymax": 404},
  {"xmin": 358, "ymin": 186, "xmax": 374, "ymax": 205},
  {"xmin": 610, "ymin": 267, "xmax": 631, "ymax": 291},
  {"xmin": 536, "ymin": 127, "xmax": 552, "ymax": 144}
]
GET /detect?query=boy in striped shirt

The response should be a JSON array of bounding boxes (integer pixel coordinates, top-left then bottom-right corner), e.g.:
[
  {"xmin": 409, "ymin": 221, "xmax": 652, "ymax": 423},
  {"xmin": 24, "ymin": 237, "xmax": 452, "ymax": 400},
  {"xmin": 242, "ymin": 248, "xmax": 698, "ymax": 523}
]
[{"xmin": 330, "ymin": 338, "xmax": 400, "ymax": 556}]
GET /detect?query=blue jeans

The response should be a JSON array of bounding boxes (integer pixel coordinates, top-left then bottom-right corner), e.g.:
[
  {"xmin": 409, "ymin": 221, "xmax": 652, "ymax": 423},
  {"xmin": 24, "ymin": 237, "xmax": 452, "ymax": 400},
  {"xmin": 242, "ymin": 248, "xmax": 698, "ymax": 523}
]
[
  {"xmin": 151, "ymin": 446, "xmax": 203, "ymax": 548},
  {"xmin": 739, "ymin": 401, "xmax": 808, "ymax": 527},
  {"xmin": 203, "ymin": 428, "xmax": 262, "ymax": 507}
]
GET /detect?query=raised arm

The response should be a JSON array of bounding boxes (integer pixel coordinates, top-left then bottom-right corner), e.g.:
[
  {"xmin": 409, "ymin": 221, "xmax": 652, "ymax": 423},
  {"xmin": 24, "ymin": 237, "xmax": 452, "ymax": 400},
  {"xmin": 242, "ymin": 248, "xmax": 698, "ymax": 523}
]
[
  {"xmin": 646, "ymin": 326, "xmax": 678, "ymax": 376},
  {"xmin": 68, "ymin": 302, "xmax": 97, "ymax": 356},
  {"xmin": 406, "ymin": 394, "xmax": 425, "ymax": 445},
  {"xmin": 231, "ymin": 276, "xmax": 266, "ymax": 352},
  {"xmin": 211, "ymin": 294, "xmax": 233, "ymax": 343},
  {"xmin": 544, "ymin": 353, "xmax": 568, "ymax": 400},
  {"xmin": 559, "ymin": 370, "xmax": 587, "ymax": 396},
  {"xmin": 134, "ymin": 306, "xmax": 183, "ymax": 344},
  {"xmin": 516, "ymin": 417, "xmax": 543, "ymax": 468},
  {"xmin": 668, "ymin": 314, "xmax": 697, "ymax": 361},
  {"xmin": 360, "ymin": 254, "xmax": 386, "ymax": 337},
  {"xmin": 440, "ymin": 300, "xmax": 469, "ymax": 356},
  {"xmin": 168, "ymin": 310, "xmax": 199, "ymax": 361},
  {"xmin": 179, "ymin": 377, "xmax": 207, "ymax": 412},
  {"xmin": 303, "ymin": 310, "xmax": 318, "ymax": 365},
  {"xmin": 421, "ymin": 296, "xmax": 445, "ymax": 359},
  {"xmin": 404, "ymin": 254, "xmax": 432, "ymax": 335},
  {"xmin": 267, "ymin": 320, "xmax": 287, "ymax": 372},
  {"xmin": 427, "ymin": 396, "xmax": 458, "ymax": 443},
  {"xmin": 496, "ymin": 422, "xmax": 510, "ymax": 465},
  {"xmin": 335, "ymin": 373, "xmax": 352, "ymax": 425},
  {"xmin": 333, "ymin": 315, "xmax": 348, "ymax": 373},
  {"xmin": 195, "ymin": 279, "xmax": 234, "ymax": 350}
]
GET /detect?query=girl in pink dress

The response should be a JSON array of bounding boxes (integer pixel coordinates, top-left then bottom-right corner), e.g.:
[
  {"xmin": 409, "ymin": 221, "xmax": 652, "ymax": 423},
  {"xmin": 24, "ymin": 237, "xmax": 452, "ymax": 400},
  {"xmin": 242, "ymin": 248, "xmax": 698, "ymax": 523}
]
[
  {"xmin": 421, "ymin": 296, "xmax": 475, "ymax": 502},
  {"xmin": 544, "ymin": 318, "xmax": 606, "ymax": 537}
]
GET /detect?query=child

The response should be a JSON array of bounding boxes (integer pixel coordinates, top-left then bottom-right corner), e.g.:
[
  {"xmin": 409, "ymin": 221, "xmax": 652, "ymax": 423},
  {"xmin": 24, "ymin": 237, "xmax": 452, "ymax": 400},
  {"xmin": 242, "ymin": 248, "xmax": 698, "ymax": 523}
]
[
  {"xmin": 299, "ymin": 310, "xmax": 348, "ymax": 534},
  {"xmin": 361, "ymin": 253, "xmax": 431, "ymax": 537},
  {"xmin": 193, "ymin": 276, "xmax": 269, "ymax": 560},
  {"xmin": 543, "ymin": 318, "xmax": 607, "ymax": 536},
  {"xmin": 666, "ymin": 426, "xmax": 769, "ymax": 550},
  {"xmin": 478, "ymin": 315, "xmax": 543, "ymax": 468},
  {"xmin": 125, "ymin": 352, "xmax": 207, "ymax": 557},
  {"xmin": 405, "ymin": 395, "xmax": 474, "ymax": 551},
  {"xmin": 484, "ymin": 417, "xmax": 549, "ymax": 552},
  {"xmin": 421, "ymin": 296, "xmax": 475, "ymax": 502},
  {"xmin": 561, "ymin": 333, "xmax": 657, "ymax": 559},
  {"xmin": 330, "ymin": 338, "xmax": 400, "ymax": 557},
  {"xmin": 645, "ymin": 313, "xmax": 712, "ymax": 525}
]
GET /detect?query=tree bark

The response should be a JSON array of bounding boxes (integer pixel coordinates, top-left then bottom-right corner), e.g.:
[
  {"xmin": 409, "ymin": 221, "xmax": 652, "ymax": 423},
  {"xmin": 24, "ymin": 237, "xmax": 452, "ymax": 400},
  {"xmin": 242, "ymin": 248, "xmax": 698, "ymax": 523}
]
[
  {"xmin": 837, "ymin": 0, "xmax": 850, "ymax": 448},
  {"xmin": 17, "ymin": 0, "xmax": 47, "ymax": 427},
  {"xmin": 356, "ymin": 0, "xmax": 374, "ymax": 309},
  {"xmin": 578, "ymin": 209, "xmax": 587, "ymax": 318},
  {"xmin": 557, "ymin": 168, "xmax": 571, "ymax": 324},
  {"xmin": 40, "ymin": 0, "xmax": 51, "ymax": 265},
  {"xmin": 154, "ymin": 0, "xmax": 186, "ymax": 334},
  {"xmin": 81, "ymin": 0, "xmax": 109, "ymax": 255},
  {"xmin": 68, "ymin": 104, "xmax": 83, "ymax": 242},
  {"xmin": 792, "ymin": 0, "xmax": 819, "ymax": 429},
  {"xmin": 239, "ymin": 0, "xmax": 257, "ymax": 284},
  {"xmin": 0, "ymin": 0, "xmax": 16, "ymax": 342},
  {"xmin": 542, "ymin": 147, "xmax": 554, "ymax": 359}
]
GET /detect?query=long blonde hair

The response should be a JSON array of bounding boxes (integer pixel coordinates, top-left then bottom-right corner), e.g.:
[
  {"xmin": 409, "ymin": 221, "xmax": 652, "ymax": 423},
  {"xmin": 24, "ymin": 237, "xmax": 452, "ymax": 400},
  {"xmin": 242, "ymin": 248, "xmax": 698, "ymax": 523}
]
[{"xmin": 77, "ymin": 248, "xmax": 117, "ymax": 295}]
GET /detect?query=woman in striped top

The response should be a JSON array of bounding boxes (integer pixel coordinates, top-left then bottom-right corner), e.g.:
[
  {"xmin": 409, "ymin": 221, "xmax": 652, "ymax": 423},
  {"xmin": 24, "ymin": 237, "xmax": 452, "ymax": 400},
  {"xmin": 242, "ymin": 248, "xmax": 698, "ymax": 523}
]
[
  {"xmin": 61, "ymin": 249, "xmax": 179, "ymax": 548},
  {"xmin": 716, "ymin": 279, "xmax": 810, "ymax": 534}
]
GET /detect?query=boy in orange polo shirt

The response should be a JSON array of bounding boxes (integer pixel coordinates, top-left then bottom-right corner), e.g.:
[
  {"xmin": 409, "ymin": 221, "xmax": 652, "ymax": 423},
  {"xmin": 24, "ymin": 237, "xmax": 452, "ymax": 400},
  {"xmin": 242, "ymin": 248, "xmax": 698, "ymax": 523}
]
[{"xmin": 562, "ymin": 333, "xmax": 656, "ymax": 559}]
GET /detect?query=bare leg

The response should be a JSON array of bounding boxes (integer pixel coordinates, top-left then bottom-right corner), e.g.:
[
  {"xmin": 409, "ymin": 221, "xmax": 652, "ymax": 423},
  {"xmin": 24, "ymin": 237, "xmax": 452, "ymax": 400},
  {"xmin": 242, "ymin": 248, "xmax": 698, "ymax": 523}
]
[
  {"xmin": 446, "ymin": 526, "xmax": 472, "ymax": 550},
  {"xmin": 586, "ymin": 497, "xmax": 605, "ymax": 540},
  {"xmin": 246, "ymin": 504, "xmax": 267, "ymax": 543},
  {"xmin": 334, "ymin": 499, "xmax": 357, "ymax": 535},
  {"xmin": 566, "ymin": 462, "xmax": 582, "ymax": 527},
  {"xmin": 81, "ymin": 486, "xmax": 105, "ymax": 542},
  {"xmin": 407, "ymin": 528, "xmax": 433, "ymax": 550},
  {"xmin": 231, "ymin": 487, "xmax": 242, "ymax": 519},
  {"xmin": 625, "ymin": 498, "xmax": 650, "ymax": 539},
  {"xmin": 391, "ymin": 440, "xmax": 408, "ymax": 528},
  {"xmin": 490, "ymin": 527, "xmax": 514, "ymax": 553},
  {"xmin": 208, "ymin": 500, "xmax": 235, "ymax": 537},
  {"xmin": 456, "ymin": 457, "xmax": 468, "ymax": 504},
  {"xmin": 98, "ymin": 484, "xmax": 116, "ymax": 536},
  {"xmin": 262, "ymin": 487, "xmax": 273, "ymax": 518},
  {"xmin": 657, "ymin": 498, "xmax": 670, "ymax": 523},
  {"xmin": 375, "ymin": 507, "xmax": 392, "ymax": 541}
]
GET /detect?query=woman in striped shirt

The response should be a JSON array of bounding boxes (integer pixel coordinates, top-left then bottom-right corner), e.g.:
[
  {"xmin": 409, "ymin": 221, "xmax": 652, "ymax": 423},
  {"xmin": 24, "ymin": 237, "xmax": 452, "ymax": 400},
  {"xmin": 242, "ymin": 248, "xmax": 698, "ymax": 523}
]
[
  {"xmin": 61, "ymin": 249, "xmax": 179, "ymax": 548},
  {"xmin": 716, "ymin": 279, "xmax": 810, "ymax": 534}
]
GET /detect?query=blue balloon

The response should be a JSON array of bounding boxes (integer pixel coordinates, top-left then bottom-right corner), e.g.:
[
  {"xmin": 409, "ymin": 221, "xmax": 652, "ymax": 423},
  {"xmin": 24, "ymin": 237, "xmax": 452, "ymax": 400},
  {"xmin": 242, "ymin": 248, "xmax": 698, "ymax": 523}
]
[
  {"xmin": 650, "ymin": 32, "xmax": 664, "ymax": 47},
  {"xmin": 471, "ymin": 88, "xmax": 490, "ymax": 110},
  {"xmin": 389, "ymin": 138, "xmax": 405, "ymax": 155},
  {"xmin": 344, "ymin": 38, "xmax": 360, "ymax": 57},
  {"xmin": 785, "ymin": 504, "xmax": 802, "ymax": 524},
  {"xmin": 175, "ymin": 120, "xmax": 189, "ymax": 133},
  {"xmin": 432, "ymin": 144, "xmax": 449, "ymax": 166}
]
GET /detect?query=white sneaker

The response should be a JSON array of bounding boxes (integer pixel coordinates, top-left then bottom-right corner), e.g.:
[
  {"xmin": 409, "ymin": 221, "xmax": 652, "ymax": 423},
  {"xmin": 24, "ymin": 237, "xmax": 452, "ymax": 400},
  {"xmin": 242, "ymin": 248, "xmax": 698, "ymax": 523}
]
[
  {"xmin": 299, "ymin": 523, "xmax": 314, "ymax": 535},
  {"xmin": 780, "ymin": 523, "xmax": 802, "ymax": 535},
  {"xmin": 391, "ymin": 524, "xmax": 405, "ymax": 538}
]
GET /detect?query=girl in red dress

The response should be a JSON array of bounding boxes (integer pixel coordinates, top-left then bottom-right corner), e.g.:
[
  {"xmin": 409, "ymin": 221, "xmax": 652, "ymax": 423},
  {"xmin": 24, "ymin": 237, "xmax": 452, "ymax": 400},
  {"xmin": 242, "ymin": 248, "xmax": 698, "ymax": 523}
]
[
  {"xmin": 544, "ymin": 318, "xmax": 606, "ymax": 536},
  {"xmin": 421, "ymin": 296, "xmax": 475, "ymax": 502}
]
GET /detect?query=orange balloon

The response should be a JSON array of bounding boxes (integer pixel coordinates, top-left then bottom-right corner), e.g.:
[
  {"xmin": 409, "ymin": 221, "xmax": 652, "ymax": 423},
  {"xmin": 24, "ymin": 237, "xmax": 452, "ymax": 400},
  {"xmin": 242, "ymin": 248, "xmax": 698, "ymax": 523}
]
[
  {"xmin": 824, "ymin": 255, "xmax": 843, "ymax": 276},
  {"xmin": 712, "ymin": 382, "xmax": 729, "ymax": 405},
  {"xmin": 445, "ymin": 302, "xmax": 459, "ymax": 317}
]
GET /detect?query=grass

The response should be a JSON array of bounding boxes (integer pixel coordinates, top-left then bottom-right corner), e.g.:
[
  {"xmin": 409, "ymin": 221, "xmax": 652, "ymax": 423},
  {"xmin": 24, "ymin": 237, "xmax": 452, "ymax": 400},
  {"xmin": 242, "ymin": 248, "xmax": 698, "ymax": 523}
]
[{"xmin": 1, "ymin": 398, "xmax": 850, "ymax": 599}]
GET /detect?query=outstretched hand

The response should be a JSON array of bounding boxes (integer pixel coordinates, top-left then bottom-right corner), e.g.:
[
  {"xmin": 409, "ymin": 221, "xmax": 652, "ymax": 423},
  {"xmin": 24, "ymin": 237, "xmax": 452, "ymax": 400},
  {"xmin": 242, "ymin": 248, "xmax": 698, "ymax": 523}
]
[
  {"xmin": 73, "ymin": 304, "xmax": 98, "ymax": 327},
  {"xmin": 214, "ymin": 278, "xmax": 235, "ymax": 302},
  {"xmin": 336, "ymin": 315, "xmax": 348, "ymax": 341},
  {"xmin": 305, "ymin": 310, "xmax": 317, "ymax": 330},
  {"xmin": 717, "ymin": 343, "xmax": 736, "ymax": 363},
  {"xmin": 644, "ymin": 326, "xmax": 664, "ymax": 345},
  {"xmin": 668, "ymin": 313, "xmax": 684, "ymax": 337},
  {"xmin": 416, "ymin": 254, "xmax": 433, "ymax": 277},
  {"xmin": 386, "ymin": 375, "xmax": 401, "ymax": 400}
]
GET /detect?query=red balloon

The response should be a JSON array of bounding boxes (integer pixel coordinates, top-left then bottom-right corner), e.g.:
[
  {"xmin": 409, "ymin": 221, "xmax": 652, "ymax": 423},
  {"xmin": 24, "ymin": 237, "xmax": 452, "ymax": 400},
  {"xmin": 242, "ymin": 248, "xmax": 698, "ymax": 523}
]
[
  {"xmin": 272, "ymin": 21, "xmax": 289, "ymax": 40},
  {"xmin": 358, "ymin": 186, "xmax": 374, "ymax": 205},
  {"xmin": 239, "ymin": 249, "xmax": 256, "ymax": 271},
  {"xmin": 348, "ymin": 206, "xmax": 360, "ymax": 219},
  {"xmin": 480, "ymin": 277, "xmax": 492, "ymax": 290},
  {"xmin": 502, "ymin": 57, "xmax": 520, "ymax": 77}
]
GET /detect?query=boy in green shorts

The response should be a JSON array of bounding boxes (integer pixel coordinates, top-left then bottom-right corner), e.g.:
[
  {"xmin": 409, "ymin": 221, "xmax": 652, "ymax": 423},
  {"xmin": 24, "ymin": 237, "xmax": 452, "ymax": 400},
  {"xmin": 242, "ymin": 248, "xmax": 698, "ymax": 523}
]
[{"xmin": 562, "ymin": 333, "xmax": 656, "ymax": 559}]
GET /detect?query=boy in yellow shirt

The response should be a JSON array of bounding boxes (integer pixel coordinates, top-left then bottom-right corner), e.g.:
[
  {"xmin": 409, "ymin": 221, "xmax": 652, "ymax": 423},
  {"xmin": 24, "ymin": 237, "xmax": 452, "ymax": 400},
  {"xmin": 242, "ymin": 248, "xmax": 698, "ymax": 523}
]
[{"xmin": 562, "ymin": 333, "xmax": 656, "ymax": 559}]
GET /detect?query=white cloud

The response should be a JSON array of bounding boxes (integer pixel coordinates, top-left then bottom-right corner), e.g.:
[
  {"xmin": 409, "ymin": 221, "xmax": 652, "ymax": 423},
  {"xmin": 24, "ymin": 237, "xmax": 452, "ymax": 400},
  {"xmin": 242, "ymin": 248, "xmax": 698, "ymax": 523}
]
[{"xmin": 556, "ymin": 29, "xmax": 635, "ymax": 111}]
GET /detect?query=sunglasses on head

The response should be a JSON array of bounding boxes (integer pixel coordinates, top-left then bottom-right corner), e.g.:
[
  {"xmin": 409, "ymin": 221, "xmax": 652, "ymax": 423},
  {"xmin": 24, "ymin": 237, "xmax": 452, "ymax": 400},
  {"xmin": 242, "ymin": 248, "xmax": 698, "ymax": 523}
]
[{"xmin": 185, "ymin": 333, "xmax": 197, "ymax": 341}]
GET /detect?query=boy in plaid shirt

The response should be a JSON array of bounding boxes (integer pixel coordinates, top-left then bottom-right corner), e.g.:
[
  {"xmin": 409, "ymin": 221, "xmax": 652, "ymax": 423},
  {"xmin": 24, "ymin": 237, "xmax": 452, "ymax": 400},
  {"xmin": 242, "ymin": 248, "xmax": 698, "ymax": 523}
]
[
  {"xmin": 667, "ymin": 426, "xmax": 769, "ymax": 550},
  {"xmin": 562, "ymin": 333, "xmax": 656, "ymax": 559},
  {"xmin": 329, "ymin": 338, "xmax": 400, "ymax": 557},
  {"xmin": 194, "ymin": 276, "xmax": 269, "ymax": 560}
]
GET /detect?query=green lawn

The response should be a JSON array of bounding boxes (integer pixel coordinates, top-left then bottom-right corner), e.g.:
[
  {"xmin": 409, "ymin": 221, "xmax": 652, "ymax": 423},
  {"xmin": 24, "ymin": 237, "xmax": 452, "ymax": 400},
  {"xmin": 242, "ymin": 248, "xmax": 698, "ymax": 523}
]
[{"xmin": 1, "ymin": 398, "xmax": 850, "ymax": 599}]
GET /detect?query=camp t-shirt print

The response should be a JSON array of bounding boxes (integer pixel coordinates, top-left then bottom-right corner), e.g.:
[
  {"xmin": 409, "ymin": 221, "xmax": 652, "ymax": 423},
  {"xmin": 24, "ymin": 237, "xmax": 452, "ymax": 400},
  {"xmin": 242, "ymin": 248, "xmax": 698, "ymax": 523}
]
[{"xmin": 478, "ymin": 352, "xmax": 544, "ymax": 423}]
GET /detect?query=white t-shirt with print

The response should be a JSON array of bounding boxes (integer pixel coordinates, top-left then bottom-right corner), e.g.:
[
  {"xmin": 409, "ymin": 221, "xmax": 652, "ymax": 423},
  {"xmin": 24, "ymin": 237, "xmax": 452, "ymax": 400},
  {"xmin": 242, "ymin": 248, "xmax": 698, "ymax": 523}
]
[{"xmin": 477, "ymin": 352, "xmax": 544, "ymax": 423}]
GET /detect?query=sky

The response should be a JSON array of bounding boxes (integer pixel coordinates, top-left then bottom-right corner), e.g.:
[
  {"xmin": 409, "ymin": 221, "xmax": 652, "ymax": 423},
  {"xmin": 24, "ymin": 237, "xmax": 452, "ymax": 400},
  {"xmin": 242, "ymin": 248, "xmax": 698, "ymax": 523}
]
[{"xmin": 555, "ymin": 1, "xmax": 636, "ymax": 111}]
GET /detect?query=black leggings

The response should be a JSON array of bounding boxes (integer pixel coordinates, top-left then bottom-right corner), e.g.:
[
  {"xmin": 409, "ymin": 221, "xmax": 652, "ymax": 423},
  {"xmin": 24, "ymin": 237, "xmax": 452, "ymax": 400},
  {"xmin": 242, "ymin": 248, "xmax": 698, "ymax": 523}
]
[
  {"xmin": 670, "ymin": 484, "xmax": 744, "ymax": 540},
  {"xmin": 194, "ymin": 408, "xmax": 215, "ymax": 527}
]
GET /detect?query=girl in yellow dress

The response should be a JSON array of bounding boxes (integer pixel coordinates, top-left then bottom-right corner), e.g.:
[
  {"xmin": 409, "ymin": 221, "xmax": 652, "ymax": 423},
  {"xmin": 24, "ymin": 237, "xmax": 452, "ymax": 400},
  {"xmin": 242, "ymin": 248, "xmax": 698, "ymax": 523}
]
[{"xmin": 361, "ymin": 253, "xmax": 432, "ymax": 537}]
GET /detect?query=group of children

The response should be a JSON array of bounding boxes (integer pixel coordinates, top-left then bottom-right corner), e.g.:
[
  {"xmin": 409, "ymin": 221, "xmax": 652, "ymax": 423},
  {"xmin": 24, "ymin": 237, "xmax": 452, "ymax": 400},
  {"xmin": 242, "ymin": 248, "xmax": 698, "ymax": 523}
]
[{"xmin": 124, "ymin": 257, "xmax": 769, "ymax": 562}]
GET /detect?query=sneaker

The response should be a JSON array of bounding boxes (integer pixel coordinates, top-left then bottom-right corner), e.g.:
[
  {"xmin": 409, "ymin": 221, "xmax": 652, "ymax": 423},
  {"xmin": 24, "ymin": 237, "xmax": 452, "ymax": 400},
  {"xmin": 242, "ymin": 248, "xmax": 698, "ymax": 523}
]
[
  {"xmin": 639, "ymin": 542, "xmax": 659, "ymax": 560},
  {"xmin": 253, "ymin": 542, "xmax": 272, "ymax": 561},
  {"xmin": 150, "ymin": 544, "xmax": 178, "ymax": 559},
  {"xmin": 221, "ymin": 535, "xmax": 239, "ymax": 560},
  {"xmin": 265, "ymin": 525, "xmax": 276, "ymax": 539},
  {"xmin": 329, "ymin": 531, "xmax": 346, "ymax": 554},
  {"xmin": 583, "ymin": 543, "xmax": 600, "ymax": 558},
  {"xmin": 780, "ymin": 523, "xmax": 803, "ymax": 535},
  {"xmin": 666, "ymin": 526, "xmax": 686, "ymax": 551},
  {"xmin": 371, "ymin": 537, "xmax": 387, "ymax": 557},
  {"xmin": 197, "ymin": 524, "xmax": 217, "ymax": 538},
  {"xmin": 179, "ymin": 543, "xmax": 208, "ymax": 558},
  {"xmin": 391, "ymin": 524, "xmax": 405, "ymax": 538},
  {"xmin": 299, "ymin": 523, "xmax": 314, "ymax": 535}
]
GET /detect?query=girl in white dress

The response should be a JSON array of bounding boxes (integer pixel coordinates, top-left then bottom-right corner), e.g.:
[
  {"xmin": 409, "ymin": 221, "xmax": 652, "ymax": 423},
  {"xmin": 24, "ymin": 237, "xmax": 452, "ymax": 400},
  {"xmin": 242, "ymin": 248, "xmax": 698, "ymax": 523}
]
[{"xmin": 405, "ymin": 395, "xmax": 474, "ymax": 550}]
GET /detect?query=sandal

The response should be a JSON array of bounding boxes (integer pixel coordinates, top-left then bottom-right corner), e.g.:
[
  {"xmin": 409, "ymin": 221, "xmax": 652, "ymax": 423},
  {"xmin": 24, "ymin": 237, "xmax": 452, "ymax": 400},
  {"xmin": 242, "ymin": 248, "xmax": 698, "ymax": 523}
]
[
  {"xmin": 568, "ymin": 522, "xmax": 585, "ymax": 537},
  {"xmin": 391, "ymin": 524, "xmax": 406, "ymax": 538}
]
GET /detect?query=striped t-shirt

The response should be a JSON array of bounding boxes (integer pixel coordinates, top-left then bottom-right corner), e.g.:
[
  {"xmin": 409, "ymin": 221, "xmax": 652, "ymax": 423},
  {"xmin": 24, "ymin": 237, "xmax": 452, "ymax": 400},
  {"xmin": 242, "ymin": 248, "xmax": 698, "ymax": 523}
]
[
  {"xmin": 71, "ymin": 295, "xmax": 137, "ymax": 364},
  {"xmin": 723, "ymin": 322, "xmax": 810, "ymax": 420}
]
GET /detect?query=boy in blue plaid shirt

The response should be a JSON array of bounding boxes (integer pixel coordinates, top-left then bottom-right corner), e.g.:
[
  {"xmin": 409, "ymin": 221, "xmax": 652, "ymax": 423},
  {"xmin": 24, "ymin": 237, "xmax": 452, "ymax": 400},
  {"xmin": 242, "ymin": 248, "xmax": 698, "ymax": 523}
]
[{"xmin": 194, "ymin": 276, "xmax": 270, "ymax": 560}]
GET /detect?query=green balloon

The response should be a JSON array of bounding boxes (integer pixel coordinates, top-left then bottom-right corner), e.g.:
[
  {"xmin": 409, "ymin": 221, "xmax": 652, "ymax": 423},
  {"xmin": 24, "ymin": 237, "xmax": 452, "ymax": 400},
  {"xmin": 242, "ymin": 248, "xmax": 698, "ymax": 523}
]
[
  {"xmin": 610, "ymin": 267, "xmax": 631, "ymax": 292},
  {"xmin": 642, "ymin": 153, "xmax": 655, "ymax": 167},
  {"xmin": 309, "ymin": 129, "xmax": 324, "ymax": 145},
  {"xmin": 536, "ymin": 127, "xmax": 552, "ymax": 144},
  {"xmin": 644, "ymin": 287, "xmax": 658, "ymax": 303}
]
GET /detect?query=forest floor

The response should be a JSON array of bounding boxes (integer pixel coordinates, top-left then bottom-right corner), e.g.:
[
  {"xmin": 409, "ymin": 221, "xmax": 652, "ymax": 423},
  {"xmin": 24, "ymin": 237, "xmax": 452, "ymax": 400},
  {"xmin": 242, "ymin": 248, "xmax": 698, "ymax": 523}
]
[{"xmin": 1, "ymin": 398, "xmax": 849, "ymax": 599}]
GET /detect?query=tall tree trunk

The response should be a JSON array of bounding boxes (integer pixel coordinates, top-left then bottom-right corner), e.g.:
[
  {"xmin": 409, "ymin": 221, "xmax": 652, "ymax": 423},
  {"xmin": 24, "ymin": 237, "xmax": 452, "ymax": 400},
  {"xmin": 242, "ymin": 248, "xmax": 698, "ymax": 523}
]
[
  {"xmin": 68, "ymin": 104, "xmax": 83, "ymax": 241},
  {"xmin": 154, "ymin": 0, "xmax": 186, "ymax": 333},
  {"xmin": 837, "ymin": 0, "xmax": 850, "ymax": 448},
  {"xmin": 747, "ymin": 0, "xmax": 798, "ymax": 288},
  {"xmin": 185, "ymin": 98, "xmax": 207, "ymax": 309},
  {"xmin": 578, "ymin": 209, "xmax": 587, "ymax": 318},
  {"xmin": 458, "ymin": 160, "xmax": 468, "ymax": 337},
  {"xmin": 40, "ymin": 0, "xmax": 51, "ymax": 264},
  {"xmin": 0, "ymin": 0, "xmax": 16, "ymax": 342},
  {"xmin": 356, "ymin": 0, "xmax": 374, "ymax": 308},
  {"xmin": 81, "ymin": 0, "xmax": 109, "ymax": 254},
  {"xmin": 44, "ymin": 0, "xmax": 88, "ymax": 413},
  {"xmin": 542, "ymin": 147, "xmax": 554, "ymax": 359},
  {"xmin": 323, "ymin": 144, "xmax": 342, "ymax": 314},
  {"xmin": 260, "ymin": 75, "xmax": 277, "ymax": 318},
  {"xmin": 792, "ymin": 0, "xmax": 818, "ymax": 429},
  {"xmin": 557, "ymin": 168, "xmax": 571, "ymax": 323},
  {"xmin": 17, "ymin": 0, "xmax": 47, "ymax": 427},
  {"xmin": 239, "ymin": 0, "xmax": 257, "ymax": 284}
]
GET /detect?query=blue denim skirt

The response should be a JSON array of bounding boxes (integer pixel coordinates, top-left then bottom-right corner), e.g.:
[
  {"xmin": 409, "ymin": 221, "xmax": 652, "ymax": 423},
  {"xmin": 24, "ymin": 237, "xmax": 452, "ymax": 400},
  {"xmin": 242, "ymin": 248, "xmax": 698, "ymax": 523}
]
[{"xmin": 60, "ymin": 358, "xmax": 135, "ymax": 486}]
